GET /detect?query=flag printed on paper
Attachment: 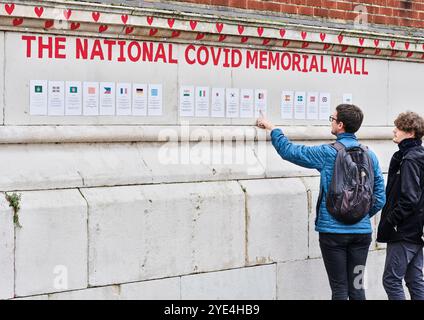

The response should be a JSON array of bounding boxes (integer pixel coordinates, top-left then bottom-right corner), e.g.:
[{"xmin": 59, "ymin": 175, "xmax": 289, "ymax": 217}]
[
  {"xmin": 88, "ymin": 87, "xmax": 96, "ymax": 95},
  {"xmin": 284, "ymin": 94, "xmax": 292, "ymax": 102},
  {"xmin": 104, "ymin": 87, "xmax": 112, "ymax": 94},
  {"xmin": 35, "ymin": 85, "xmax": 43, "ymax": 93},
  {"xmin": 310, "ymin": 96, "xmax": 316, "ymax": 103},
  {"xmin": 70, "ymin": 86, "xmax": 78, "ymax": 94},
  {"xmin": 199, "ymin": 90, "xmax": 206, "ymax": 97},
  {"xmin": 52, "ymin": 86, "xmax": 61, "ymax": 93},
  {"xmin": 136, "ymin": 88, "xmax": 144, "ymax": 96},
  {"xmin": 183, "ymin": 89, "xmax": 191, "ymax": 97},
  {"xmin": 297, "ymin": 95, "xmax": 304, "ymax": 102},
  {"xmin": 151, "ymin": 88, "xmax": 158, "ymax": 97},
  {"xmin": 120, "ymin": 88, "xmax": 128, "ymax": 95},
  {"xmin": 258, "ymin": 92, "xmax": 264, "ymax": 99},
  {"xmin": 322, "ymin": 96, "xmax": 328, "ymax": 103}
]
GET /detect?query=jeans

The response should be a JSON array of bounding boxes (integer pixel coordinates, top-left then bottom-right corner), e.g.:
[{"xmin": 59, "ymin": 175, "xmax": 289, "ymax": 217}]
[
  {"xmin": 319, "ymin": 232, "xmax": 372, "ymax": 300},
  {"xmin": 383, "ymin": 241, "xmax": 424, "ymax": 300}
]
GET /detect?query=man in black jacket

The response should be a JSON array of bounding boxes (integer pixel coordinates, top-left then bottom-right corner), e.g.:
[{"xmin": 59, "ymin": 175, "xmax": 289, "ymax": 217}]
[{"xmin": 377, "ymin": 111, "xmax": 424, "ymax": 300}]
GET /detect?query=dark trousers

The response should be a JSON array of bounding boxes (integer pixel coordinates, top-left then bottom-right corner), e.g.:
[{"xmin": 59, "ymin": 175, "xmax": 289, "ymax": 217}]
[
  {"xmin": 319, "ymin": 232, "xmax": 372, "ymax": 300},
  {"xmin": 383, "ymin": 241, "xmax": 424, "ymax": 300}
]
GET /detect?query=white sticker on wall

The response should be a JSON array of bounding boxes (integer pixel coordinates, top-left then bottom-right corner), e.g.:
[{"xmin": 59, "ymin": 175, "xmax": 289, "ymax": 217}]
[
  {"xmin": 99, "ymin": 82, "xmax": 116, "ymax": 116},
  {"xmin": 116, "ymin": 83, "xmax": 132, "ymax": 116},
  {"xmin": 65, "ymin": 81, "xmax": 82, "ymax": 116},
  {"xmin": 226, "ymin": 88, "xmax": 239, "ymax": 118},
  {"xmin": 281, "ymin": 91, "xmax": 294, "ymax": 119},
  {"xmin": 254, "ymin": 89, "xmax": 267, "ymax": 117},
  {"xmin": 211, "ymin": 88, "xmax": 225, "ymax": 118},
  {"xmin": 306, "ymin": 92, "xmax": 319, "ymax": 120},
  {"xmin": 132, "ymin": 84, "xmax": 147, "ymax": 116},
  {"xmin": 319, "ymin": 92, "xmax": 331, "ymax": 120},
  {"xmin": 30, "ymin": 80, "xmax": 48, "ymax": 115},
  {"xmin": 294, "ymin": 91, "xmax": 306, "ymax": 120},
  {"xmin": 148, "ymin": 84, "xmax": 163, "ymax": 116},
  {"xmin": 83, "ymin": 82, "xmax": 99, "ymax": 116},
  {"xmin": 240, "ymin": 89, "xmax": 254, "ymax": 118},
  {"xmin": 195, "ymin": 86, "xmax": 210, "ymax": 117},
  {"xmin": 48, "ymin": 81, "xmax": 65, "ymax": 116},
  {"xmin": 180, "ymin": 86, "xmax": 195, "ymax": 117}
]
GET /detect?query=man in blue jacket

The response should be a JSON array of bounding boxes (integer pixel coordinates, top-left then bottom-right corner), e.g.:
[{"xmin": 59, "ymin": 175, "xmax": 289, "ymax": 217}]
[{"xmin": 256, "ymin": 104, "xmax": 386, "ymax": 300}]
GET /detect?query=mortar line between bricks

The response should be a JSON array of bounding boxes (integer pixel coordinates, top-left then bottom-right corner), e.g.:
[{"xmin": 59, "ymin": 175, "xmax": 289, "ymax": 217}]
[
  {"xmin": 77, "ymin": 188, "xmax": 90, "ymax": 289},
  {"xmin": 11, "ymin": 263, "xmax": 279, "ymax": 299},
  {"xmin": 236, "ymin": 180, "xmax": 249, "ymax": 266}
]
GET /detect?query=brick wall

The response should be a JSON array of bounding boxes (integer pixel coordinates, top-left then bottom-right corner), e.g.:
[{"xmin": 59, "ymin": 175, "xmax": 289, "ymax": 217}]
[{"xmin": 174, "ymin": 0, "xmax": 424, "ymax": 29}]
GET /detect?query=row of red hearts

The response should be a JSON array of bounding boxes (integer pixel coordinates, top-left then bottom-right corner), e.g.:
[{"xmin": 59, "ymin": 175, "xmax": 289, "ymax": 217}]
[{"xmin": 1, "ymin": 3, "xmax": 424, "ymax": 51}]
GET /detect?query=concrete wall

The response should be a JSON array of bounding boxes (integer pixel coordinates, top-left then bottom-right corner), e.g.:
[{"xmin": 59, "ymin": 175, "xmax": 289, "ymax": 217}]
[
  {"xmin": 0, "ymin": 140, "xmax": 396, "ymax": 300},
  {"xmin": 0, "ymin": 1, "xmax": 419, "ymax": 300}
]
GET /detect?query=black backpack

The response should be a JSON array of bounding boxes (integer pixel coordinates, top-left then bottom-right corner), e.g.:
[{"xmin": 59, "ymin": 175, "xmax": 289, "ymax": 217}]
[{"xmin": 325, "ymin": 142, "xmax": 375, "ymax": 225}]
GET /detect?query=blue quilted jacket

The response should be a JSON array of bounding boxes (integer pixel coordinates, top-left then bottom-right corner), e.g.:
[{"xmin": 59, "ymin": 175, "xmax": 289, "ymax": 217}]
[{"xmin": 271, "ymin": 128, "xmax": 386, "ymax": 234}]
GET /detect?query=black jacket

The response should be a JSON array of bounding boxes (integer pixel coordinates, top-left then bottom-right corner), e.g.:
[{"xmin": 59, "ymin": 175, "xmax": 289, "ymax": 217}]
[{"xmin": 377, "ymin": 139, "xmax": 424, "ymax": 244}]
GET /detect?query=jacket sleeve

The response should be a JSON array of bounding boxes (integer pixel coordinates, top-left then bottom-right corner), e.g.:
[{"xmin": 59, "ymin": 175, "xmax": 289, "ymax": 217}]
[
  {"xmin": 368, "ymin": 151, "xmax": 386, "ymax": 217},
  {"xmin": 386, "ymin": 159, "xmax": 422, "ymax": 226},
  {"xmin": 270, "ymin": 128, "xmax": 329, "ymax": 171}
]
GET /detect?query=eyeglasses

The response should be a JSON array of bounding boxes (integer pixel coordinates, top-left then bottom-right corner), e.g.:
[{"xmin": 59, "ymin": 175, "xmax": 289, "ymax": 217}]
[{"xmin": 329, "ymin": 116, "xmax": 338, "ymax": 122}]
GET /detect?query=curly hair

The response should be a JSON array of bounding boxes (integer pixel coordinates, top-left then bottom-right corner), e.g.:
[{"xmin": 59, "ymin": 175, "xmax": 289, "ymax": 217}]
[{"xmin": 394, "ymin": 111, "xmax": 424, "ymax": 140}]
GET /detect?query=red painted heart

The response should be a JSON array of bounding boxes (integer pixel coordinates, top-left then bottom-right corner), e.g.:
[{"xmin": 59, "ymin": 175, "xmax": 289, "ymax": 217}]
[
  {"xmin": 92, "ymin": 12, "xmax": 100, "ymax": 22},
  {"xmin": 5, "ymin": 3, "xmax": 15, "ymax": 15},
  {"xmin": 121, "ymin": 15, "xmax": 128, "ymax": 24},
  {"xmin": 359, "ymin": 37, "xmax": 364, "ymax": 46},
  {"xmin": 357, "ymin": 47, "xmax": 365, "ymax": 54},
  {"xmin": 301, "ymin": 31, "xmax": 307, "ymax": 40},
  {"xmin": 125, "ymin": 26, "xmax": 134, "ymax": 34},
  {"xmin": 171, "ymin": 30, "xmax": 181, "ymax": 38},
  {"xmin": 341, "ymin": 45, "xmax": 348, "ymax": 52},
  {"xmin": 404, "ymin": 42, "xmax": 410, "ymax": 50},
  {"xmin": 147, "ymin": 16, "xmax": 154, "ymax": 25},
  {"xmin": 302, "ymin": 42, "xmax": 309, "ymax": 48},
  {"xmin": 196, "ymin": 33, "xmax": 205, "ymax": 40},
  {"xmin": 282, "ymin": 40, "xmax": 290, "ymax": 47},
  {"xmin": 190, "ymin": 20, "xmax": 197, "ymax": 31},
  {"xmin": 323, "ymin": 43, "xmax": 331, "ymax": 50},
  {"xmin": 391, "ymin": 50, "xmax": 397, "ymax": 56},
  {"xmin": 375, "ymin": 48, "xmax": 381, "ymax": 55},
  {"xmin": 262, "ymin": 38, "xmax": 271, "ymax": 45},
  {"xmin": 237, "ymin": 25, "xmax": 244, "ymax": 35},
  {"xmin": 149, "ymin": 28, "xmax": 158, "ymax": 36},
  {"xmin": 99, "ymin": 25, "xmax": 108, "ymax": 33},
  {"xmin": 374, "ymin": 39, "xmax": 379, "ymax": 47},
  {"xmin": 70, "ymin": 22, "xmax": 80, "ymax": 30},
  {"xmin": 280, "ymin": 29, "xmax": 286, "ymax": 38},
  {"xmin": 168, "ymin": 18, "xmax": 175, "ymax": 28},
  {"xmin": 406, "ymin": 51, "xmax": 413, "ymax": 58},
  {"xmin": 320, "ymin": 33, "xmax": 326, "ymax": 41},
  {"xmin": 34, "ymin": 6, "xmax": 44, "ymax": 18},
  {"xmin": 390, "ymin": 40, "xmax": 396, "ymax": 48},
  {"xmin": 338, "ymin": 34, "xmax": 344, "ymax": 44},
  {"xmin": 257, "ymin": 27, "xmax": 264, "ymax": 37},
  {"xmin": 241, "ymin": 36, "xmax": 248, "ymax": 43},
  {"xmin": 12, "ymin": 18, "xmax": 23, "ymax": 26},
  {"xmin": 44, "ymin": 20, "xmax": 54, "ymax": 28},
  {"xmin": 63, "ymin": 9, "xmax": 72, "ymax": 20},
  {"xmin": 216, "ymin": 23, "xmax": 224, "ymax": 33},
  {"xmin": 218, "ymin": 34, "xmax": 227, "ymax": 42}
]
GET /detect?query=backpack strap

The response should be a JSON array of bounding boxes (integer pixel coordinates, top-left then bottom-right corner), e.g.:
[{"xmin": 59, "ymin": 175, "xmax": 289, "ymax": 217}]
[
  {"xmin": 359, "ymin": 144, "xmax": 369, "ymax": 152},
  {"xmin": 330, "ymin": 141, "xmax": 345, "ymax": 152}
]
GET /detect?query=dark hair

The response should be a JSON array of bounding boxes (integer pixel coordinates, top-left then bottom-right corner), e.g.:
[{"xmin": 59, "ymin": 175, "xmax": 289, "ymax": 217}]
[
  {"xmin": 335, "ymin": 104, "xmax": 364, "ymax": 133},
  {"xmin": 394, "ymin": 111, "xmax": 424, "ymax": 140}
]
